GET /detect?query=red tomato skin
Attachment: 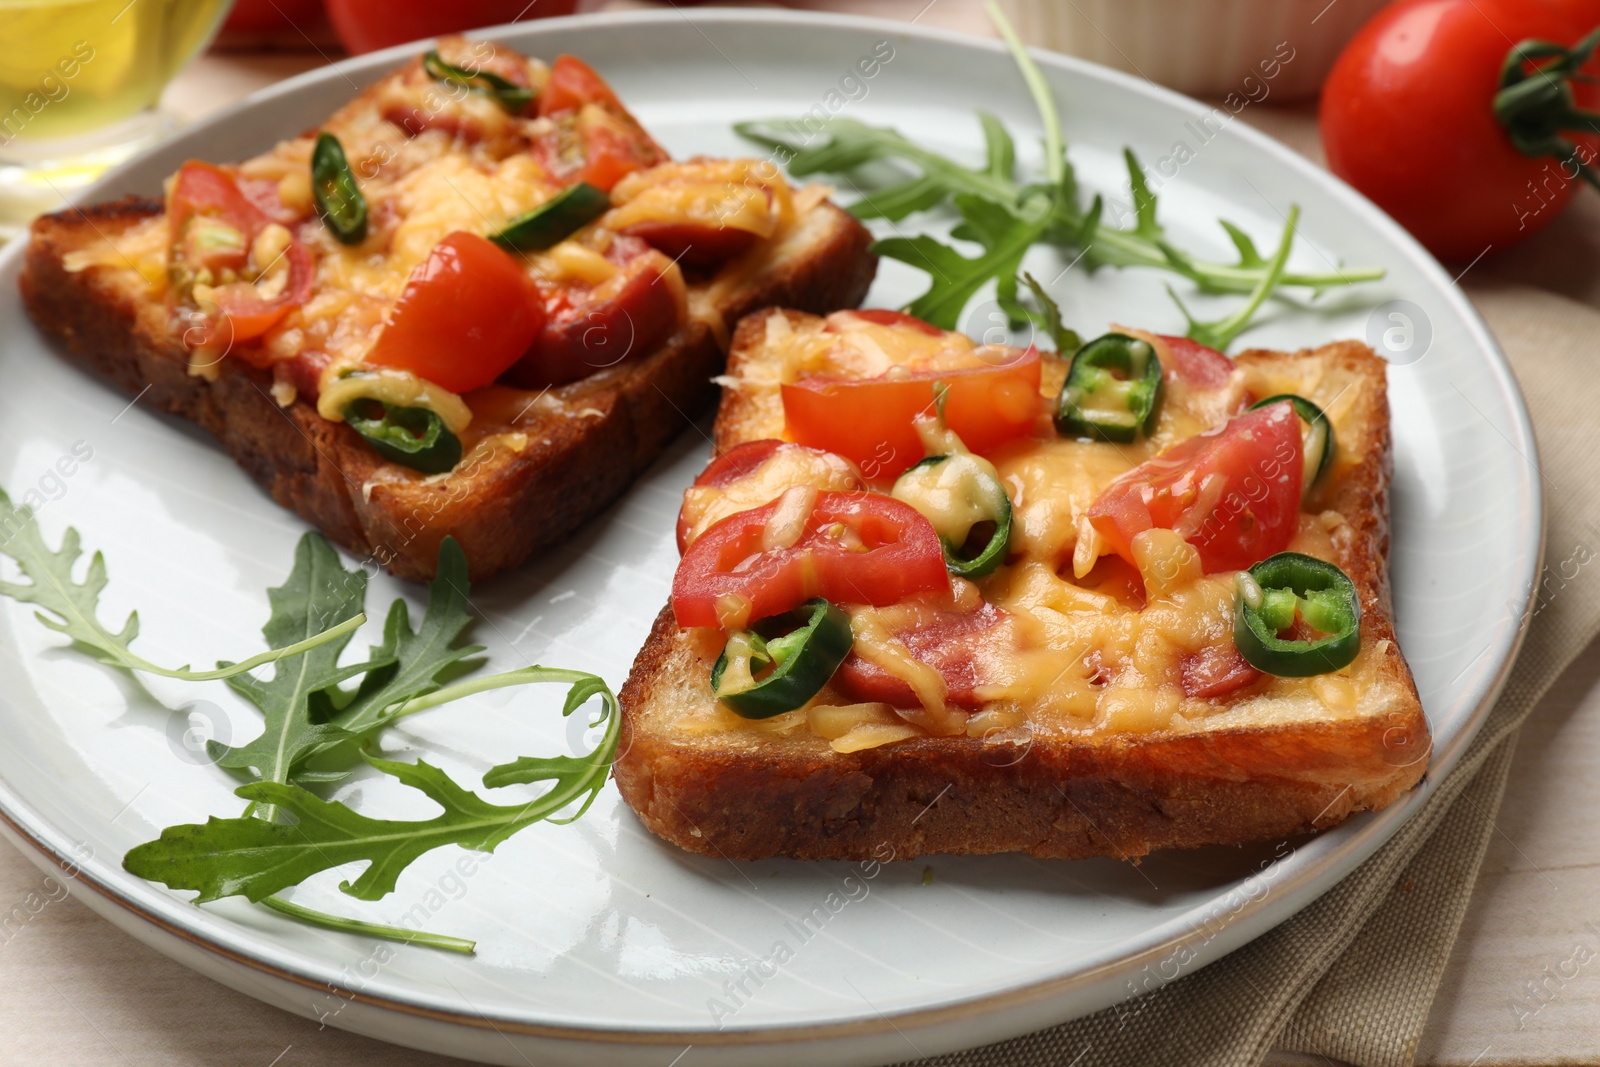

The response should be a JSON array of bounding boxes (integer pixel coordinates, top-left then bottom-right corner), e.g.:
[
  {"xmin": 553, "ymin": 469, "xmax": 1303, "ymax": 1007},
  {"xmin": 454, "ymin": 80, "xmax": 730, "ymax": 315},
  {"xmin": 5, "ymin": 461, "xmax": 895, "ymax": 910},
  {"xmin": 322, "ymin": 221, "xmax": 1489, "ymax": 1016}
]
[
  {"xmin": 167, "ymin": 162, "xmax": 314, "ymax": 349},
  {"xmin": 1088, "ymin": 401, "xmax": 1303, "ymax": 574},
  {"xmin": 671, "ymin": 491, "xmax": 949, "ymax": 629},
  {"xmin": 325, "ymin": 0, "xmax": 578, "ymax": 54},
  {"xmin": 168, "ymin": 161, "xmax": 262, "ymax": 245},
  {"xmin": 1156, "ymin": 334, "xmax": 1234, "ymax": 389},
  {"xmin": 1320, "ymin": 0, "xmax": 1600, "ymax": 260},
  {"xmin": 833, "ymin": 600, "xmax": 1010, "ymax": 710},
  {"xmin": 830, "ymin": 309, "xmax": 945, "ymax": 336},
  {"xmin": 538, "ymin": 55, "xmax": 624, "ymax": 117},
  {"xmin": 531, "ymin": 58, "xmax": 665, "ymax": 192},
  {"xmin": 502, "ymin": 251, "xmax": 681, "ymax": 389},
  {"xmin": 695, "ymin": 440, "xmax": 787, "ymax": 489},
  {"xmin": 223, "ymin": 0, "xmax": 323, "ymax": 34},
  {"xmin": 367, "ymin": 232, "xmax": 544, "ymax": 393},
  {"xmin": 781, "ymin": 346, "xmax": 1042, "ymax": 481}
]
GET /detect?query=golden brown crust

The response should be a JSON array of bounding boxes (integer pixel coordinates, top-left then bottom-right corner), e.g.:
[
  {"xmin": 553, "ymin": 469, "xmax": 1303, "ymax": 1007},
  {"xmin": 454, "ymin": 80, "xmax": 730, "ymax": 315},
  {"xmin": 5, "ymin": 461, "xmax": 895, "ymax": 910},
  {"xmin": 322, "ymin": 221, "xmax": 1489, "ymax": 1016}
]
[
  {"xmin": 613, "ymin": 321, "xmax": 1430, "ymax": 861},
  {"xmin": 20, "ymin": 197, "xmax": 876, "ymax": 582}
]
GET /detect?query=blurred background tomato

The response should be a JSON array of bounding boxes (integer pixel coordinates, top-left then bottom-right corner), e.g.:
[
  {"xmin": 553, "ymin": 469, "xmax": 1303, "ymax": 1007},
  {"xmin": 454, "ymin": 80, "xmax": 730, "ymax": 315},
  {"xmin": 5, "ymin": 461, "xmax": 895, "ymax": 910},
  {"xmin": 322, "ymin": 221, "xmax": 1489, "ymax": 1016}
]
[{"xmin": 324, "ymin": 0, "xmax": 580, "ymax": 54}]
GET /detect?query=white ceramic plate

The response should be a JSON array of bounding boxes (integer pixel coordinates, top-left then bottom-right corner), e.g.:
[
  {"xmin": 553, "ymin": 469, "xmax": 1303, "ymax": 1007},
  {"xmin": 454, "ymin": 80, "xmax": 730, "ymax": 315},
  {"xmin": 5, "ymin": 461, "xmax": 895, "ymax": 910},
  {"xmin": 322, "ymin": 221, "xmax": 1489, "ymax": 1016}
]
[{"xmin": 0, "ymin": 11, "xmax": 1540, "ymax": 1066}]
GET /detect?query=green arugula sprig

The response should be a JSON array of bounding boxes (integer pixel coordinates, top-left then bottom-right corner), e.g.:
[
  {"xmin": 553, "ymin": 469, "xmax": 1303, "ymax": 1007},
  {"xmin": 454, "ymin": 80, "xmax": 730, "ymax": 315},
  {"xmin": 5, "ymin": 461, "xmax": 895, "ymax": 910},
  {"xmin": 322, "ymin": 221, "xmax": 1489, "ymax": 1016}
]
[
  {"xmin": 0, "ymin": 489, "xmax": 361, "ymax": 681},
  {"xmin": 0, "ymin": 500, "xmax": 621, "ymax": 954},
  {"xmin": 124, "ymin": 672, "xmax": 618, "ymax": 905},
  {"xmin": 736, "ymin": 1, "xmax": 1384, "ymax": 349}
]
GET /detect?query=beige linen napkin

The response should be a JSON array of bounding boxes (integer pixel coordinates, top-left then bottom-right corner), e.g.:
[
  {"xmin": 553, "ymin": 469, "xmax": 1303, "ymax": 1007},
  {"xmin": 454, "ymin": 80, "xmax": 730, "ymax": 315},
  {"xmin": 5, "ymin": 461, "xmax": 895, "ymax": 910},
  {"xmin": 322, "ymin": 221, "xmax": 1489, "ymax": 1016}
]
[{"xmin": 899, "ymin": 282, "xmax": 1600, "ymax": 1067}]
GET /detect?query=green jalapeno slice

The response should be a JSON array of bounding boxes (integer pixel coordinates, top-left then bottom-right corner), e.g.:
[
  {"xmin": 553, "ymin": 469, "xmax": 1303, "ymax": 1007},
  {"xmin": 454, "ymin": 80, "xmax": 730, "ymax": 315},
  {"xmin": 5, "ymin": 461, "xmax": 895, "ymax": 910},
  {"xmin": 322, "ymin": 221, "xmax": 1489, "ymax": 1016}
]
[
  {"xmin": 710, "ymin": 598, "xmax": 853, "ymax": 719},
  {"xmin": 421, "ymin": 50, "xmax": 535, "ymax": 113},
  {"xmin": 1055, "ymin": 332, "xmax": 1163, "ymax": 443},
  {"xmin": 311, "ymin": 132, "xmax": 368, "ymax": 245},
  {"xmin": 489, "ymin": 182, "xmax": 611, "ymax": 252},
  {"xmin": 1233, "ymin": 552, "xmax": 1361, "ymax": 676},
  {"xmin": 891, "ymin": 453, "xmax": 1013, "ymax": 578},
  {"xmin": 1251, "ymin": 393, "xmax": 1335, "ymax": 493},
  {"xmin": 344, "ymin": 398, "xmax": 462, "ymax": 474}
]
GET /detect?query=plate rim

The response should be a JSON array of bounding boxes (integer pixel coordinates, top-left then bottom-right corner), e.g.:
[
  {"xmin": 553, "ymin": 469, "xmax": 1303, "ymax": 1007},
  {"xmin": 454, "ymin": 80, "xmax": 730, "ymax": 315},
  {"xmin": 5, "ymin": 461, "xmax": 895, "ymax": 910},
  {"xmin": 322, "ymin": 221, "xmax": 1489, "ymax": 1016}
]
[{"xmin": 0, "ymin": 4, "xmax": 1545, "ymax": 1049}]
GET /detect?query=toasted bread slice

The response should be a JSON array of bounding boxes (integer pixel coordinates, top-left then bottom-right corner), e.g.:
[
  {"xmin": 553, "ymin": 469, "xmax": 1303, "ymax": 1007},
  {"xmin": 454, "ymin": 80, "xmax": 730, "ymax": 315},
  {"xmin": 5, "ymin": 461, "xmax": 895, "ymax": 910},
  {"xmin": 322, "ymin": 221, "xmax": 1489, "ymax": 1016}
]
[
  {"xmin": 615, "ymin": 310, "xmax": 1429, "ymax": 862},
  {"xmin": 19, "ymin": 41, "xmax": 876, "ymax": 582}
]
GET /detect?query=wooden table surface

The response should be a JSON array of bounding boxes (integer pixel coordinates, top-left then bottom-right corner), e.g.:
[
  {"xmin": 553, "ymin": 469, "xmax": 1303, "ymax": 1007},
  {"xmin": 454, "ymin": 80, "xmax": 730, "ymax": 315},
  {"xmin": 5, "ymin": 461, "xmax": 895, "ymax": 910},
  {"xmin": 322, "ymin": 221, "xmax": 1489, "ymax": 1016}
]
[{"xmin": 6, "ymin": 1, "xmax": 1598, "ymax": 1063}]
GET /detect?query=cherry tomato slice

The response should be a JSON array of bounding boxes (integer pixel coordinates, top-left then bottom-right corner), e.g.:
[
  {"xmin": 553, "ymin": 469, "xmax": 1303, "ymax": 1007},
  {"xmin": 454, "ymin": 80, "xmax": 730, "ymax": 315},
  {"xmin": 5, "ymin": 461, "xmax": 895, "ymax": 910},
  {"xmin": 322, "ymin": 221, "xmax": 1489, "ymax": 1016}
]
[
  {"xmin": 830, "ymin": 309, "xmax": 945, "ymax": 336},
  {"xmin": 533, "ymin": 58, "xmax": 666, "ymax": 192},
  {"xmin": 503, "ymin": 248, "xmax": 682, "ymax": 388},
  {"xmin": 366, "ymin": 231, "xmax": 544, "ymax": 394},
  {"xmin": 1087, "ymin": 401, "xmax": 1303, "ymax": 573},
  {"xmin": 1155, "ymin": 334, "xmax": 1234, "ymax": 389},
  {"xmin": 695, "ymin": 440, "xmax": 786, "ymax": 489},
  {"xmin": 671, "ymin": 490, "xmax": 949, "ymax": 629},
  {"xmin": 833, "ymin": 599, "xmax": 1011, "ymax": 710},
  {"xmin": 204, "ymin": 242, "xmax": 315, "ymax": 350},
  {"xmin": 782, "ymin": 345, "xmax": 1042, "ymax": 481},
  {"xmin": 675, "ymin": 441, "xmax": 864, "ymax": 554},
  {"xmin": 168, "ymin": 161, "xmax": 314, "ymax": 349},
  {"xmin": 537, "ymin": 55, "xmax": 625, "ymax": 117}
]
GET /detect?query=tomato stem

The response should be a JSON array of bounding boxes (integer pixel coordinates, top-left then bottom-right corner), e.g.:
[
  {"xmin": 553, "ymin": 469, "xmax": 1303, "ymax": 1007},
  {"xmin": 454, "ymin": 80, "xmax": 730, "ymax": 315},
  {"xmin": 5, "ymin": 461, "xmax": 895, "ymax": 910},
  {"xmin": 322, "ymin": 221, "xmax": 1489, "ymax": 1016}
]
[{"xmin": 1494, "ymin": 26, "xmax": 1600, "ymax": 192}]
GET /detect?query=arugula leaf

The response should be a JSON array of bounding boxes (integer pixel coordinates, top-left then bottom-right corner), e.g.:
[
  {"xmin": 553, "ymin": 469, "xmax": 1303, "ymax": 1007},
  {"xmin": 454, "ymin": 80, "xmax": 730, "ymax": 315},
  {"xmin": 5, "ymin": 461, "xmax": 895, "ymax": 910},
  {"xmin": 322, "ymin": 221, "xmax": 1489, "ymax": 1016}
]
[
  {"xmin": 1019, "ymin": 271, "xmax": 1082, "ymax": 354},
  {"xmin": 0, "ymin": 490, "xmax": 362, "ymax": 680},
  {"xmin": 124, "ymin": 669, "xmax": 620, "ymax": 903},
  {"xmin": 1167, "ymin": 205, "xmax": 1301, "ymax": 351},
  {"xmin": 736, "ymin": 3, "xmax": 1384, "ymax": 345},
  {"xmin": 875, "ymin": 191, "xmax": 1054, "ymax": 330},
  {"xmin": 329, "ymin": 538, "xmax": 483, "ymax": 739},
  {"xmin": 259, "ymin": 895, "xmax": 475, "ymax": 954},
  {"xmin": 210, "ymin": 534, "xmax": 377, "ymax": 799}
]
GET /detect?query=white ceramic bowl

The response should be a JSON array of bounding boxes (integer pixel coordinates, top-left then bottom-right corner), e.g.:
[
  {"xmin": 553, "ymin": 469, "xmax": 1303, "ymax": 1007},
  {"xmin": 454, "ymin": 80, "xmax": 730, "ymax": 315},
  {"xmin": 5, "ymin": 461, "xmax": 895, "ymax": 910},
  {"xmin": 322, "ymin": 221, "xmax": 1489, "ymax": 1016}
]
[{"xmin": 999, "ymin": 0, "xmax": 1391, "ymax": 99}]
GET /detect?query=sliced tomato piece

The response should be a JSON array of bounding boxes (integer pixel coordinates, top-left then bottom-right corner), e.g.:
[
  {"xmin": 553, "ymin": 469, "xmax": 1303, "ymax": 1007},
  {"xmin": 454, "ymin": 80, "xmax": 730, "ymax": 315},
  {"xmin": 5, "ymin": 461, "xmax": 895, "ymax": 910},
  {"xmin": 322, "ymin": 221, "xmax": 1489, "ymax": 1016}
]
[
  {"xmin": 169, "ymin": 161, "xmax": 261, "ymax": 252},
  {"xmin": 203, "ymin": 243, "xmax": 316, "ymax": 351},
  {"xmin": 534, "ymin": 59, "xmax": 665, "ymax": 193},
  {"xmin": 833, "ymin": 599, "xmax": 1011, "ymax": 710},
  {"xmin": 1180, "ymin": 643, "xmax": 1262, "ymax": 699},
  {"xmin": 830, "ymin": 309, "xmax": 945, "ymax": 336},
  {"xmin": 676, "ymin": 441, "xmax": 863, "ymax": 553},
  {"xmin": 537, "ymin": 55, "xmax": 625, "ymax": 117},
  {"xmin": 671, "ymin": 490, "xmax": 948, "ymax": 629},
  {"xmin": 782, "ymin": 344, "xmax": 1042, "ymax": 480},
  {"xmin": 367, "ymin": 232, "xmax": 544, "ymax": 393},
  {"xmin": 694, "ymin": 440, "xmax": 786, "ymax": 489},
  {"xmin": 503, "ymin": 247, "xmax": 682, "ymax": 388},
  {"xmin": 1087, "ymin": 401, "xmax": 1303, "ymax": 573},
  {"xmin": 1156, "ymin": 334, "xmax": 1235, "ymax": 389},
  {"xmin": 168, "ymin": 161, "xmax": 315, "ymax": 348}
]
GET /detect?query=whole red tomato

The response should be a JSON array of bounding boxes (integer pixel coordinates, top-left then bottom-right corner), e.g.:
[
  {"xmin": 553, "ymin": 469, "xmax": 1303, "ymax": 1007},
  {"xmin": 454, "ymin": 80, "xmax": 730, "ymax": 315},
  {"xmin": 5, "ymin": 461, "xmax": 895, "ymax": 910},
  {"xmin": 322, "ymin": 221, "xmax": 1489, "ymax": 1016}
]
[
  {"xmin": 325, "ymin": 0, "xmax": 578, "ymax": 55},
  {"xmin": 223, "ymin": 0, "xmax": 324, "ymax": 34},
  {"xmin": 1321, "ymin": 0, "xmax": 1600, "ymax": 260}
]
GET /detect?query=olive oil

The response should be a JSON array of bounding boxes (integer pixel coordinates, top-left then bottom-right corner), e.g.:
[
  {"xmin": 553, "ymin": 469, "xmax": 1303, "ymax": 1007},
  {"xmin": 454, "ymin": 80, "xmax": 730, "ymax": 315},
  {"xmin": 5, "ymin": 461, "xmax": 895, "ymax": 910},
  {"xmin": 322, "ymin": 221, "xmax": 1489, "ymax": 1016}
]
[{"xmin": 0, "ymin": 0, "xmax": 230, "ymax": 145}]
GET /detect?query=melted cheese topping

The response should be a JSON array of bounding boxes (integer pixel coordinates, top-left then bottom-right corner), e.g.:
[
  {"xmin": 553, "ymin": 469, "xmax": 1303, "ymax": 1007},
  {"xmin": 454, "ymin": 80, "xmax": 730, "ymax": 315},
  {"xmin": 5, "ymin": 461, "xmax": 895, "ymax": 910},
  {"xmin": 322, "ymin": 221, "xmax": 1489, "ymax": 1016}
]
[
  {"xmin": 700, "ymin": 311, "xmax": 1405, "ymax": 744},
  {"xmin": 64, "ymin": 36, "xmax": 819, "ymax": 469}
]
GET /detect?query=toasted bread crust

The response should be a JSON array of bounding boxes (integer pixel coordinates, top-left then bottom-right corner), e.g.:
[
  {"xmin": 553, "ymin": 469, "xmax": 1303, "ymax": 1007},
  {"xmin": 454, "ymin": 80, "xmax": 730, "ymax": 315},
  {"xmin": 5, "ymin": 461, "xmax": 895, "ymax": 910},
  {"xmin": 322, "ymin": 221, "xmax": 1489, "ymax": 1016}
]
[
  {"xmin": 21, "ymin": 198, "xmax": 876, "ymax": 581},
  {"xmin": 614, "ymin": 313, "xmax": 1429, "ymax": 861}
]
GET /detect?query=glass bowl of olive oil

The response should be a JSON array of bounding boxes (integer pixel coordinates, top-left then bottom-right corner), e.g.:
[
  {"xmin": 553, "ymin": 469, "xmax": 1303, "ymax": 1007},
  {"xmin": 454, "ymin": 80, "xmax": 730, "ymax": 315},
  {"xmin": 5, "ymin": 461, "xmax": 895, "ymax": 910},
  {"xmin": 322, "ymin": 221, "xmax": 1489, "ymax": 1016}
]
[{"xmin": 0, "ymin": 0, "xmax": 235, "ymax": 228}]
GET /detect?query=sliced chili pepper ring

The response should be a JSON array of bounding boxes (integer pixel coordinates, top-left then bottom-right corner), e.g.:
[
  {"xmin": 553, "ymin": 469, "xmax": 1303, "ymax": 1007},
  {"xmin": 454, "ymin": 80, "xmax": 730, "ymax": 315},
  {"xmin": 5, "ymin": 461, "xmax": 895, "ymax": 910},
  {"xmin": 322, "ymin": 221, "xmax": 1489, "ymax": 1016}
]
[
  {"xmin": 710, "ymin": 598, "xmax": 853, "ymax": 719},
  {"xmin": 1233, "ymin": 551, "xmax": 1361, "ymax": 677},
  {"xmin": 344, "ymin": 399, "xmax": 462, "ymax": 474},
  {"xmin": 1055, "ymin": 332, "xmax": 1164, "ymax": 443},
  {"xmin": 311, "ymin": 132, "xmax": 368, "ymax": 245}
]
